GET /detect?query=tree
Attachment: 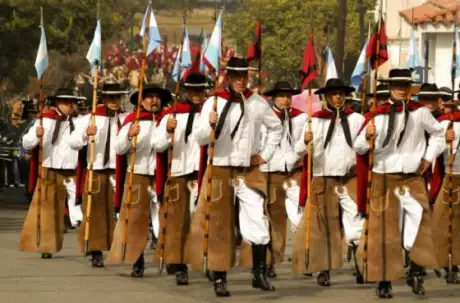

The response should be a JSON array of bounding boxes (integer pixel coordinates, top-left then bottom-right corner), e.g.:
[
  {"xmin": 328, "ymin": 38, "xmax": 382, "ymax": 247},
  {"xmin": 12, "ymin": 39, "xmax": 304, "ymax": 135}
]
[{"xmin": 225, "ymin": 0, "xmax": 376, "ymax": 89}]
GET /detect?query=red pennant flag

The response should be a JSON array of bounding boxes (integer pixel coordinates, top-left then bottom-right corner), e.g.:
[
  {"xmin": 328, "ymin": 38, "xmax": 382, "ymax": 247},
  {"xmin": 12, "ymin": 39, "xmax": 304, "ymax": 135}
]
[
  {"xmin": 299, "ymin": 33, "xmax": 318, "ymax": 90},
  {"xmin": 184, "ymin": 44, "xmax": 201, "ymax": 80},
  {"xmin": 162, "ymin": 36, "xmax": 169, "ymax": 72},
  {"xmin": 247, "ymin": 20, "xmax": 262, "ymax": 62},
  {"xmin": 366, "ymin": 14, "xmax": 388, "ymax": 70}
]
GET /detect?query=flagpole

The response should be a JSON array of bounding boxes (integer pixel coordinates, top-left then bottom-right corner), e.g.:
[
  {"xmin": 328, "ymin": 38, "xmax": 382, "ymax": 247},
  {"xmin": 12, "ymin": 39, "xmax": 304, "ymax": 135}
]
[
  {"xmin": 362, "ymin": 7, "xmax": 383, "ymax": 283},
  {"xmin": 122, "ymin": 1, "xmax": 152, "ymax": 262},
  {"xmin": 35, "ymin": 6, "xmax": 47, "ymax": 248},
  {"xmin": 447, "ymin": 10, "xmax": 458, "ymax": 277},
  {"xmin": 202, "ymin": 8, "xmax": 222, "ymax": 277},
  {"xmin": 360, "ymin": 20, "xmax": 371, "ymax": 114},
  {"xmin": 83, "ymin": 0, "xmax": 101, "ymax": 254},
  {"xmin": 257, "ymin": 0, "xmax": 262, "ymax": 91},
  {"xmin": 158, "ymin": 3, "xmax": 188, "ymax": 275}
]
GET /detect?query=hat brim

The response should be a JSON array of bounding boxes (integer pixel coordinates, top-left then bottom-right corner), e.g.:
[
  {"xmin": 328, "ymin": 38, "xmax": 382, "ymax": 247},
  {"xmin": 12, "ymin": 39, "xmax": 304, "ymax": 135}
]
[
  {"xmin": 129, "ymin": 87, "xmax": 172, "ymax": 105},
  {"xmin": 315, "ymin": 86, "xmax": 355, "ymax": 95},
  {"xmin": 264, "ymin": 88, "xmax": 301, "ymax": 97},
  {"xmin": 99, "ymin": 90, "xmax": 129, "ymax": 96},
  {"xmin": 181, "ymin": 82, "xmax": 210, "ymax": 89},
  {"xmin": 366, "ymin": 91, "xmax": 390, "ymax": 97},
  {"xmin": 417, "ymin": 92, "xmax": 441, "ymax": 100}
]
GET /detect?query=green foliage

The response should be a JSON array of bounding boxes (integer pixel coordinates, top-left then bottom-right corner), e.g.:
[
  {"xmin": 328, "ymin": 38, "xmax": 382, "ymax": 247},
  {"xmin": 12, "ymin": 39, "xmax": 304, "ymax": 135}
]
[{"xmin": 225, "ymin": 0, "xmax": 376, "ymax": 89}]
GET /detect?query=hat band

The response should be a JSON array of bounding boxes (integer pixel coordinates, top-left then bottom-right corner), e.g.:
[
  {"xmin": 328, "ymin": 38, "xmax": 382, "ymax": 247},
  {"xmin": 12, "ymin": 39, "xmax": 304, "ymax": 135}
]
[
  {"xmin": 101, "ymin": 91, "xmax": 129, "ymax": 95},
  {"xmin": 55, "ymin": 95, "xmax": 85, "ymax": 100},
  {"xmin": 226, "ymin": 67, "xmax": 249, "ymax": 71},
  {"xmin": 385, "ymin": 77, "xmax": 413, "ymax": 81},
  {"xmin": 376, "ymin": 90, "xmax": 390, "ymax": 94},
  {"xmin": 184, "ymin": 83, "xmax": 208, "ymax": 87},
  {"xmin": 418, "ymin": 91, "xmax": 441, "ymax": 95},
  {"xmin": 438, "ymin": 91, "xmax": 452, "ymax": 96}
]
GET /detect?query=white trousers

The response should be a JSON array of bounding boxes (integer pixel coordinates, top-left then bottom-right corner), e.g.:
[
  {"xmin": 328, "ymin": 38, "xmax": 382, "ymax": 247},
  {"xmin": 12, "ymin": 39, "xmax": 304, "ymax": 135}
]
[
  {"xmin": 335, "ymin": 186, "xmax": 365, "ymax": 244},
  {"xmin": 234, "ymin": 178, "xmax": 271, "ymax": 245},
  {"xmin": 63, "ymin": 177, "xmax": 82, "ymax": 227},
  {"xmin": 283, "ymin": 180, "xmax": 304, "ymax": 233},
  {"xmin": 394, "ymin": 186, "xmax": 424, "ymax": 251},
  {"xmin": 148, "ymin": 185, "xmax": 160, "ymax": 238}
]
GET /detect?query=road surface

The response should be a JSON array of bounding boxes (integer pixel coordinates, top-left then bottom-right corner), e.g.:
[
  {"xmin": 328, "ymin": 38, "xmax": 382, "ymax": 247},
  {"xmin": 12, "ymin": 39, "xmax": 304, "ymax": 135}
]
[{"xmin": 1, "ymin": 188, "xmax": 460, "ymax": 302}]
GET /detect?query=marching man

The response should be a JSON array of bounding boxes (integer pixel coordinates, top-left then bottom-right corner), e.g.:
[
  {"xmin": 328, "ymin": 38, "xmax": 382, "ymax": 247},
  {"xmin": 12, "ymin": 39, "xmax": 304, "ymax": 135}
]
[
  {"xmin": 107, "ymin": 84, "xmax": 171, "ymax": 277},
  {"xmin": 291, "ymin": 78, "xmax": 365, "ymax": 285},
  {"xmin": 153, "ymin": 72, "xmax": 208, "ymax": 285},
  {"xmin": 69, "ymin": 83, "xmax": 128, "ymax": 267},
  {"xmin": 19, "ymin": 88, "xmax": 85, "ymax": 259},
  {"xmin": 239, "ymin": 81, "xmax": 307, "ymax": 277},
  {"xmin": 354, "ymin": 69, "xmax": 444, "ymax": 298},
  {"xmin": 185, "ymin": 57, "xmax": 282, "ymax": 297}
]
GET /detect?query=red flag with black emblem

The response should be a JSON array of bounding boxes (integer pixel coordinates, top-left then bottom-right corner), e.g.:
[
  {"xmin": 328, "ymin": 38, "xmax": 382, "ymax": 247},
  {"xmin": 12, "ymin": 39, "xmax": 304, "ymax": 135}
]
[
  {"xmin": 366, "ymin": 13, "xmax": 388, "ymax": 70},
  {"xmin": 299, "ymin": 33, "xmax": 318, "ymax": 90},
  {"xmin": 247, "ymin": 20, "xmax": 262, "ymax": 62}
]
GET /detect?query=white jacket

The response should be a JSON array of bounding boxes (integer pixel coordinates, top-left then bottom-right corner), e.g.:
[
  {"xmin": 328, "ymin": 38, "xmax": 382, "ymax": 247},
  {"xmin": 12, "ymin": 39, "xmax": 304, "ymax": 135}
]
[
  {"xmin": 295, "ymin": 112, "xmax": 365, "ymax": 176},
  {"xmin": 153, "ymin": 111, "xmax": 200, "ymax": 177},
  {"xmin": 194, "ymin": 92, "xmax": 282, "ymax": 166},
  {"xmin": 69, "ymin": 112, "xmax": 128, "ymax": 170},
  {"xmin": 260, "ymin": 110, "xmax": 308, "ymax": 172},
  {"xmin": 22, "ymin": 112, "xmax": 79, "ymax": 170},
  {"xmin": 115, "ymin": 115, "xmax": 157, "ymax": 176},
  {"xmin": 354, "ymin": 106, "xmax": 445, "ymax": 174}
]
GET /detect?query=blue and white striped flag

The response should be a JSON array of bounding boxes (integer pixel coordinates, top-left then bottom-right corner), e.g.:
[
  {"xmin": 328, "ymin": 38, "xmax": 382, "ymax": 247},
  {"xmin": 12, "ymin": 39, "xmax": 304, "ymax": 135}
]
[
  {"xmin": 34, "ymin": 8, "xmax": 49, "ymax": 80},
  {"xmin": 200, "ymin": 33, "xmax": 209, "ymax": 73},
  {"xmin": 172, "ymin": 26, "xmax": 192, "ymax": 82},
  {"xmin": 86, "ymin": 20, "xmax": 102, "ymax": 77},
  {"xmin": 325, "ymin": 47, "xmax": 338, "ymax": 80},
  {"xmin": 351, "ymin": 41, "xmax": 369, "ymax": 90},
  {"xmin": 203, "ymin": 12, "xmax": 222, "ymax": 76},
  {"xmin": 406, "ymin": 30, "xmax": 422, "ymax": 71},
  {"xmin": 146, "ymin": 8, "xmax": 162, "ymax": 56}
]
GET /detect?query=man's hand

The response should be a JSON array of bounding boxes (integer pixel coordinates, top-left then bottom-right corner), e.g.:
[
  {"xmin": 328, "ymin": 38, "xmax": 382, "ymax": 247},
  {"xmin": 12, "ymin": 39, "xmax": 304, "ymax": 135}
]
[
  {"xmin": 166, "ymin": 118, "xmax": 177, "ymax": 133},
  {"xmin": 304, "ymin": 131, "xmax": 313, "ymax": 144},
  {"xmin": 417, "ymin": 159, "xmax": 432, "ymax": 175},
  {"xmin": 128, "ymin": 123, "xmax": 140, "ymax": 138},
  {"xmin": 209, "ymin": 111, "xmax": 218, "ymax": 127},
  {"xmin": 86, "ymin": 125, "xmax": 97, "ymax": 136},
  {"xmin": 36, "ymin": 126, "xmax": 44, "ymax": 138},
  {"xmin": 366, "ymin": 124, "xmax": 376, "ymax": 140},
  {"xmin": 446, "ymin": 128, "xmax": 455, "ymax": 143},
  {"xmin": 250, "ymin": 154, "xmax": 266, "ymax": 166}
]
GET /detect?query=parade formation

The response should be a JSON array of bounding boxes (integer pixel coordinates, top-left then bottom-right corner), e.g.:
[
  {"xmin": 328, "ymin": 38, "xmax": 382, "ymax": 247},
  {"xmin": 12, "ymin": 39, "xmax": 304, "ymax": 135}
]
[{"xmin": 7, "ymin": 1, "xmax": 460, "ymax": 301}]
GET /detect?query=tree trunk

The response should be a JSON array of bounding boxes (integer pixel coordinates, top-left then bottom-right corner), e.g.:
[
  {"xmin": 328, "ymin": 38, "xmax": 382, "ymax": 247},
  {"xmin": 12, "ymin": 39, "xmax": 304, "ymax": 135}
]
[{"xmin": 336, "ymin": 0, "xmax": 347, "ymax": 78}]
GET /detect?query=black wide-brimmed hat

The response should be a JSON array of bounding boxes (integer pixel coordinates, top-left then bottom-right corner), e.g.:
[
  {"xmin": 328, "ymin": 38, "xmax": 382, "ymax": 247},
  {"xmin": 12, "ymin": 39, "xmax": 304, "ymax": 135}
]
[
  {"xmin": 366, "ymin": 84, "xmax": 390, "ymax": 98},
  {"xmin": 48, "ymin": 88, "xmax": 86, "ymax": 106},
  {"xmin": 439, "ymin": 86, "xmax": 454, "ymax": 101},
  {"xmin": 181, "ymin": 72, "xmax": 210, "ymax": 89},
  {"xmin": 315, "ymin": 78, "xmax": 355, "ymax": 95},
  {"xmin": 417, "ymin": 83, "xmax": 441, "ymax": 99},
  {"xmin": 99, "ymin": 83, "xmax": 129, "ymax": 96},
  {"xmin": 264, "ymin": 81, "xmax": 300, "ymax": 97},
  {"xmin": 346, "ymin": 92, "xmax": 361, "ymax": 103},
  {"xmin": 225, "ymin": 57, "xmax": 249, "ymax": 73},
  {"xmin": 129, "ymin": 83, "xmax": 172, "ymax": 106},
  {"xmin": 379, "ymin": 69, "xmax": 413, "ymax": 83}
]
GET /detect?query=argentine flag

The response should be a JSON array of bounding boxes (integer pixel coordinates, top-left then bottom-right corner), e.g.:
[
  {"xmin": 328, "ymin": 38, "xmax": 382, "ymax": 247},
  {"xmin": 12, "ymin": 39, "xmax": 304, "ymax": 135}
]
[
  {"xmin": 35, "ymin": 8, "xmax": 49, "ymax": 80},
  {"xmin": 172, "ymin": 26, "xmax": 192, "ymax": 82},
  {"xmin": 203, "ymin": 12, "xmax": 222, "ymax": 76},
  {"xmin": 351, "ymin": 42, "xmax": 369, "ymax": 90},
  {"xmin": 146, "ymin": 8, "xmax": 162, "ymax": 56},
  {"xmin": 325, "ymin": 47, "xmax": 338, "ymax": 80},
  {"xmin": 86, "ymin": 20, "xmax": 102, "ymax": 77}
]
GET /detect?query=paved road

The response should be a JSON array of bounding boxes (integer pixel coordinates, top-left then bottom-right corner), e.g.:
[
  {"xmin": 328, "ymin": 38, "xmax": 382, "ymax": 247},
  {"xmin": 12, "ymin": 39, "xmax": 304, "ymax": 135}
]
[{"xmin": 1, "ymin": 188, "xmax": 460, "ymax": 302}]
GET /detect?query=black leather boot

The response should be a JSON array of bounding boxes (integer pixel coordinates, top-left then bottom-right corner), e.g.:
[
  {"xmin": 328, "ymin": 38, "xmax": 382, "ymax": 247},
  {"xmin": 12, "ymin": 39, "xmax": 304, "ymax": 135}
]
[
  {"xmin": 213, "ymin": 271, "xmax": 230, "ymax": 297},
  {"xmin": 445, "ymin": 266, "xmax": 460, "ymax": 284},
  {"xmin": 131, "ymin": 254, "xmax": 145, "ymax": 278},
  {"xmin": 266, "ymin": 264, "xmax": 277, "ymax": 278},
  {"xmin": 251, "ymin": 244, "xmax": 275, "ymax": 291},
  {"xmin": 317, "ymin": 271, "xmax": 331, "ymax": 287},
  {"xmin": 166, "ymin": 264, "xmax": 176, "ymax": 275},
  {"xmin": 407, "ymin": 262, "xmax": 425, "ymax": 295},
  {"xmin": 90, "ymin": 251, "xmax": 104, "ymax": 268},
  {"xmin": 175, "ymin": 264, "xmax": 189, "ymax": 286},
  {"xmin": 41, "ymin": 253, "xmax": 52, "ymax": 259},
  {"xmin": 352, "ymin": 244, "xmax": 364, "ymax": 284},
  {"xmin": 376, "ymin": 281, "xmax": 393, "ymax": 299}
]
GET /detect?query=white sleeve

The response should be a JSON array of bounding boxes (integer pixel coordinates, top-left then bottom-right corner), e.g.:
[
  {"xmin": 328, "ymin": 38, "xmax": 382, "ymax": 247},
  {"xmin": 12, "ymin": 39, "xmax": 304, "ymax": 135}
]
[
  {"xmin": 422, "ymin": 109, "xmax": 446, "ymax": 162},
  {"xmin": 152, "ymin": 114, "xmax": 171, "ymax": 153},
  {"xmin": 259, "ymin": 102, "xmax": 282, "ymax": 162},
  {"xmin": 354, "ymin": 122, "xmax": 370, "ymax": 155},
  {"xmin": 69, "ymin": 115, "xmax": 90, "ymax": 150},
  {"xmin": 115, "ymin": 122, "xmax": 132, "ymax": 155},
  {"xmin": 22, "ymin": 119, "xmax": 40, "ymax": 150},
  {"xmin": 193, "ymin": 97, "xmax": 213, "ymax": 146}
]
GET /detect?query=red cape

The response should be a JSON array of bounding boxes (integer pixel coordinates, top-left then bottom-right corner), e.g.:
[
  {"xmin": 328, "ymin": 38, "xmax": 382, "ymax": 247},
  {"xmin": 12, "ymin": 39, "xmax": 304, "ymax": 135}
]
[
  {"xmin": 356, "ymin": 100, "xmax": 423, "ymax": 212},
  {"xmin": 211, "ymin": 88, "xmax": 254, "ymax": 102},
  {"xmin": 273, "ymin": 107, "xmax": 305, "ymax": 119},
  {"xmin": 429, "ymin": 112, "xmax": 460, "ymax": 204}
]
